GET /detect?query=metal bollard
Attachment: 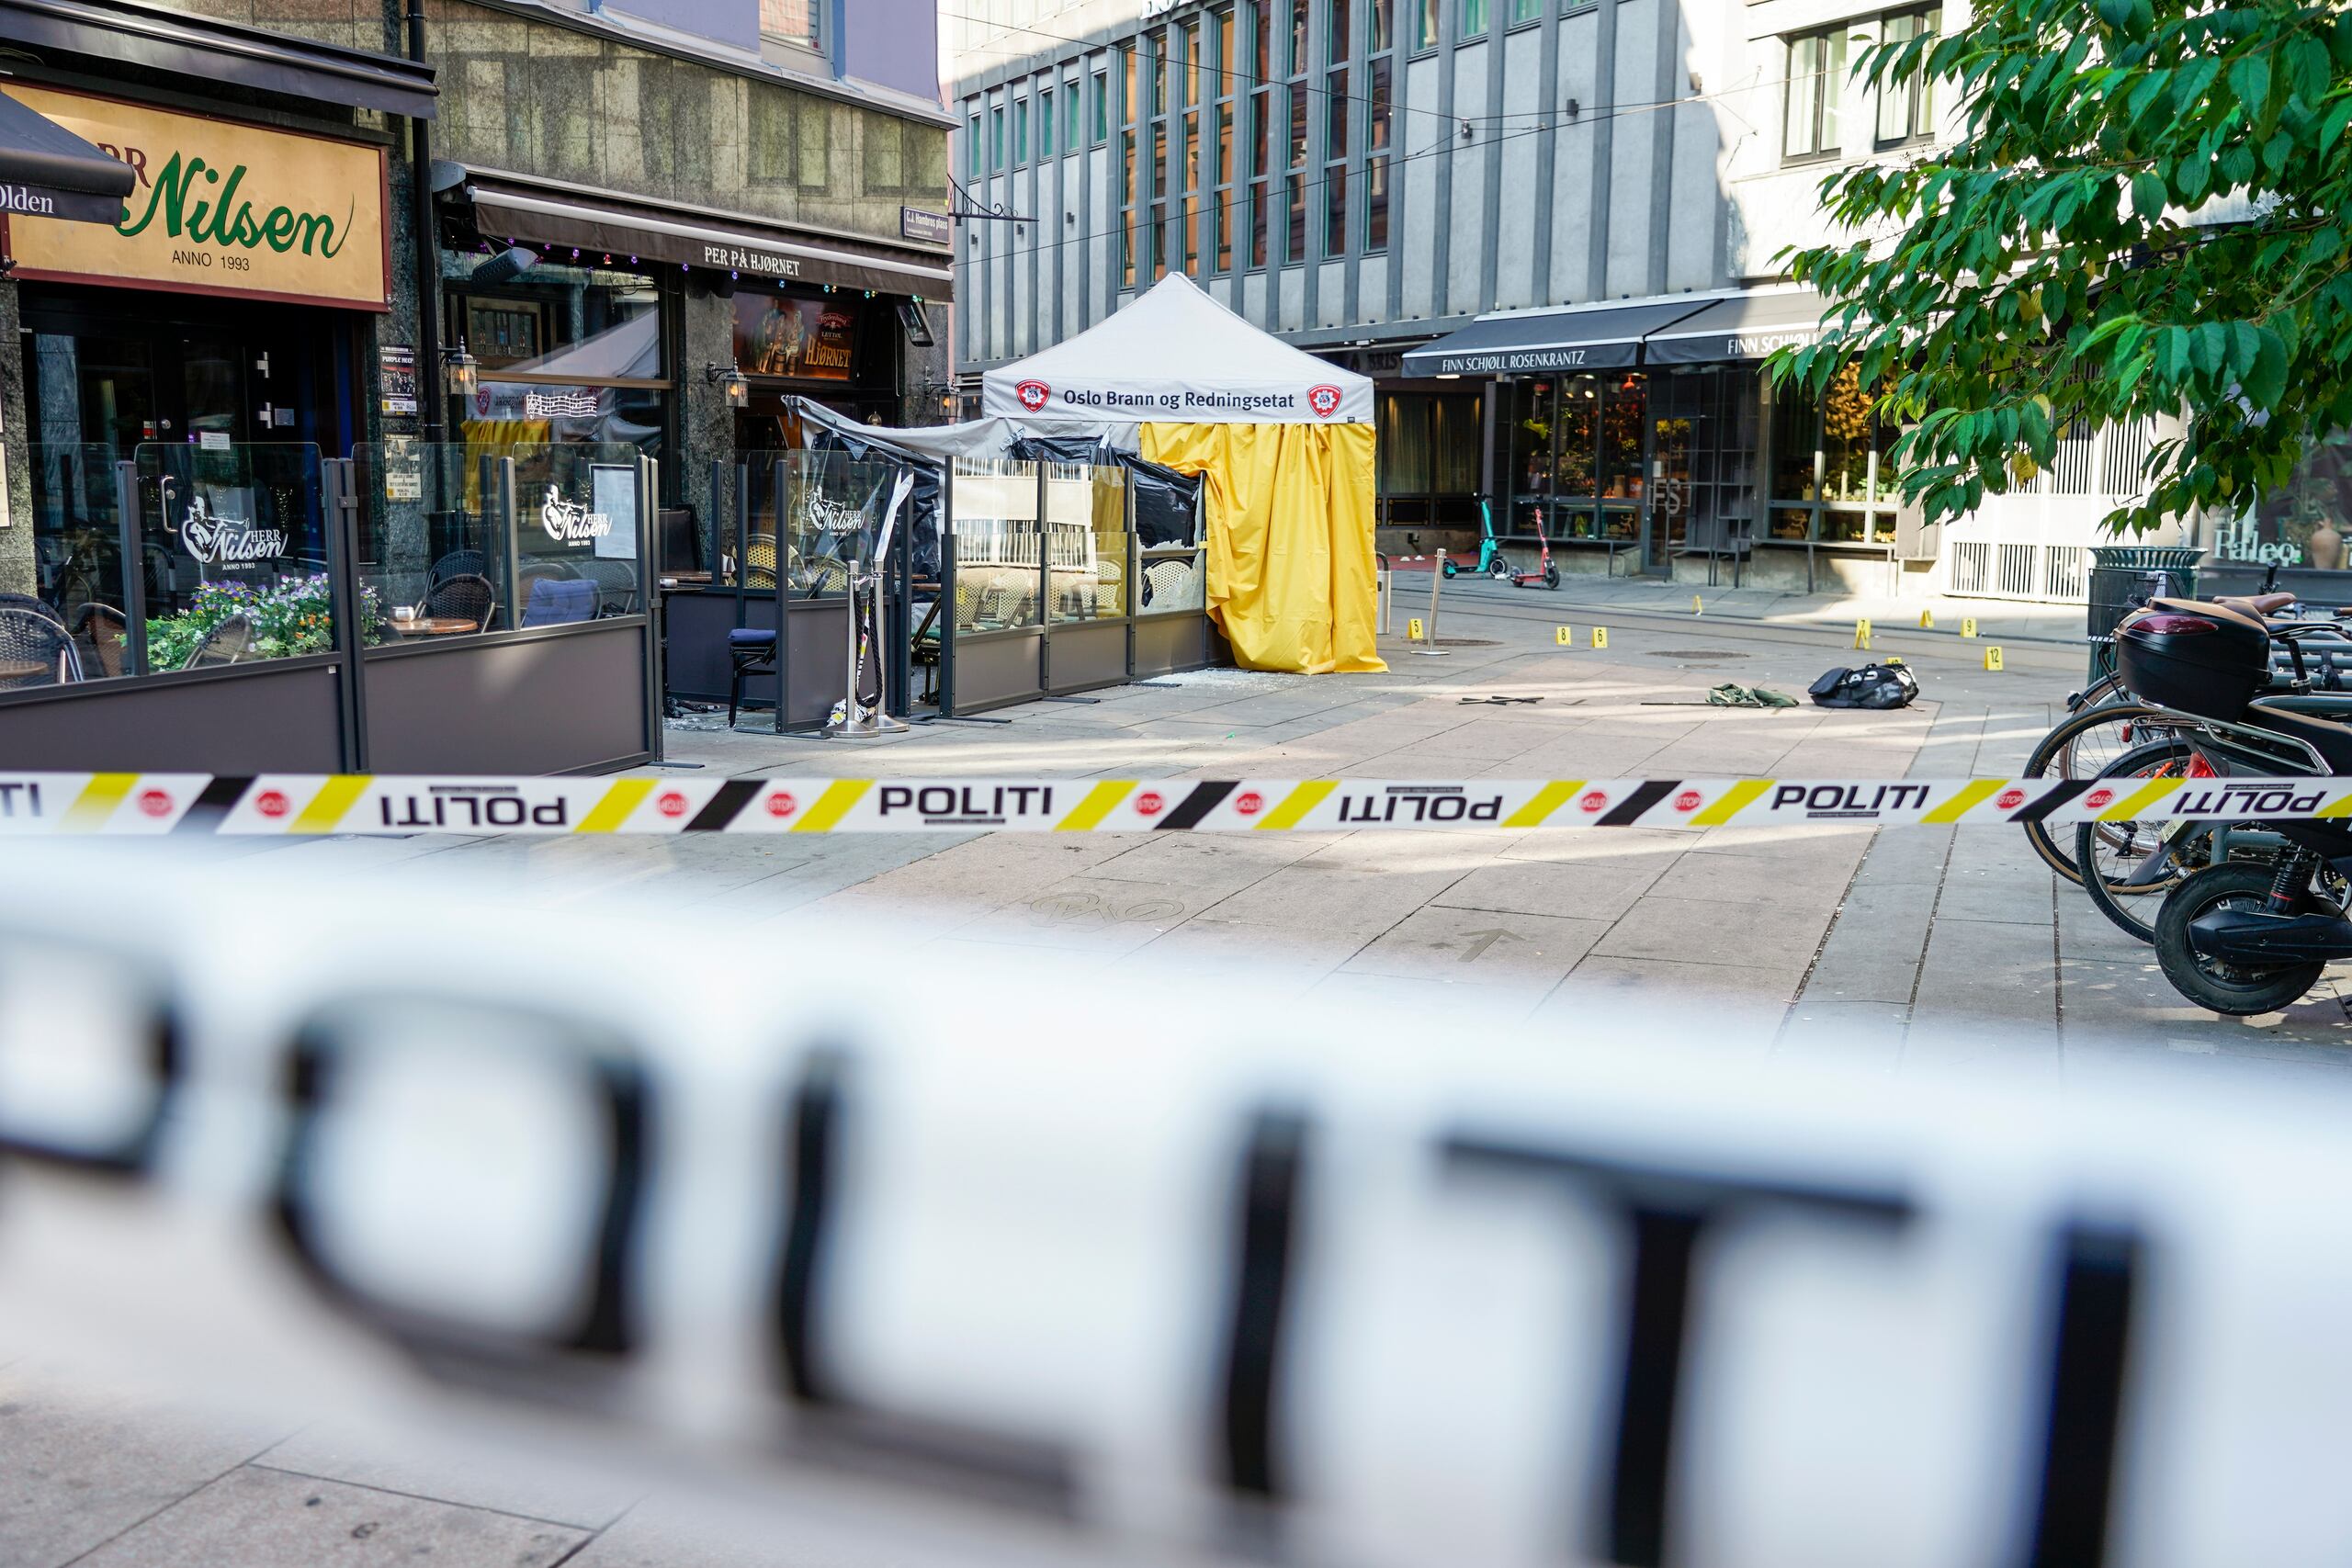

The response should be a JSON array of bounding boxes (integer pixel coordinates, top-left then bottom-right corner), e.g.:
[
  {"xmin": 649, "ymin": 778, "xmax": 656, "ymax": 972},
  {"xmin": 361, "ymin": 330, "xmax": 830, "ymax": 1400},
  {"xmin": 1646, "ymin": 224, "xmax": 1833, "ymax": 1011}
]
[{"xmin": 1412, "ymin": 551, "xmax": 1452, "ymax": 657}]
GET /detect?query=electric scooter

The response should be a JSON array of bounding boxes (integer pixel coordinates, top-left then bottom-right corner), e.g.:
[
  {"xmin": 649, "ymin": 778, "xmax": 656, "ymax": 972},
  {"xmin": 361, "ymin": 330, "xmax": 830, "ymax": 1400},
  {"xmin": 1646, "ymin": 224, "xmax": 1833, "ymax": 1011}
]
[{"xmin": 1441, "ymin": 499, "xmax": 1560, "ymax": 589}]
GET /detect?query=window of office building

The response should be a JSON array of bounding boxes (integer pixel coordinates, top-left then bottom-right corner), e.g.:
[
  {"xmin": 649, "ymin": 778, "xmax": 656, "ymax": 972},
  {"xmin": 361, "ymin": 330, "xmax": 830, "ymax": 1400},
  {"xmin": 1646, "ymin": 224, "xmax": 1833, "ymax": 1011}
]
[
  {"xmin": 1876, "ymin": 6, "xmax": 1940, "ymax": 146},
  {"xmin": 1784, "ymin": 26, "xmax": 1849, "ymax": 161},
  {"xmin": 1119, "ymin": 49, "xmax": 1139, "ymax": 288},
  {"xmin": 967, "ymin": 110, "xmax": 982, "ymax": 177},
  {"xmin": 1460, "ymin": 0, "xmax": 1489, "ymax": 36},
  {"xmin": 1769, "ymin": 367, "xmax": 1904, "ymax": 543},
  {"xmin": 1067, "ymin": 72, "xmax": 1083, "ymax": 152},
  {"xmin": 1414, "ymin": 0, "xmax": 1442, "ymax": 49},
  {"xmin": 1092, "ymin": 62, "xmax": 1109, "ymax": 143},
  {"xmin": 1510, "ymin": 0, "xmax": 1542, "ymax": 21},
  {"xmin": 1040, "ymin": 88, "xmax": 1054, "ymax": 158},
  {"xmin": 1149, "ymin": 30, "xmax": 1172, "ymax": 283},
  {"xmin": 1283, "ymin": 1, "xmax": 1309, "ymax": 265},
  {"xmin": 1323, "ymin": 0, "xmax": 1349, "ymax": 255},
  {"xmin": 1213, "ymin": 8, "xmax": 1237, "ymax": 271},
  {"xmin": 760, "ymin": 0, "xmax": 823, "ymax": 54},
  {"xmin": 1366, "ymin": 0, "xmax": 1392, "ymax": 251},
  {"xmin": 1014, "ymin": 96, "xmax": 1029, "ymax": 164},
  {"xmin": 1248, "ymin": 2, "xmax": 1272, "ymax": 267}
]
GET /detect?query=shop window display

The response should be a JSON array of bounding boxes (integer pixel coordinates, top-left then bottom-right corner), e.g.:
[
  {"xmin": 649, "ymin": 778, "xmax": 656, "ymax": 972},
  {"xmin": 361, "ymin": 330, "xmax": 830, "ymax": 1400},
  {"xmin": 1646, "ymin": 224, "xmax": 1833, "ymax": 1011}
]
[{"xmin": 1769, "ymin": 366, "xmax": 1903, "ymax": 544}]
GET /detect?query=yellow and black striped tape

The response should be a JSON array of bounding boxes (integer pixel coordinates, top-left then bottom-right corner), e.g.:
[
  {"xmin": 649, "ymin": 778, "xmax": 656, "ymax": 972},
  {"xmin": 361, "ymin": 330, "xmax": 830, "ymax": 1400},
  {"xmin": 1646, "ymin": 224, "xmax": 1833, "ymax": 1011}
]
[{"xmin": 3, "ymin": 773, "xmax": 2346, "ymax": 835}]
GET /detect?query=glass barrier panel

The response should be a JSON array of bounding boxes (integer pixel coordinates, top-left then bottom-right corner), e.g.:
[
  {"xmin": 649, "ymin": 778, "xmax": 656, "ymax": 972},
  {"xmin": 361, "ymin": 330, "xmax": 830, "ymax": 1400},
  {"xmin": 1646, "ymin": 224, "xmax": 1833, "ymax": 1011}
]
[
  {"xmin": 510, "ymin": 443, "xmax": 648, "ymax": 629},
  {"xmin": 352, "ymin": 441, "xmax": 644, "ymax": 645},
  {"xmin": 133, "ymin": 443, "xmax": 328, "ymax": 675},
  {"xmin": 19, "ymin": 445, "xmax": 130, "ymax": 686},
  {"xmin": 951, "ymin": 458, "xmax": 1041, "ymax": 633},
  {"xmin": 1137, "ymin": 547, "xmax": 1206, "ymax": 617},
  {"xmin": 1048, "ymin": 463, "xmax": 1127, "ymax": 624},
  {"xmin": 785, "ymin": 450, "xmax": 893, "ymax": 597}
]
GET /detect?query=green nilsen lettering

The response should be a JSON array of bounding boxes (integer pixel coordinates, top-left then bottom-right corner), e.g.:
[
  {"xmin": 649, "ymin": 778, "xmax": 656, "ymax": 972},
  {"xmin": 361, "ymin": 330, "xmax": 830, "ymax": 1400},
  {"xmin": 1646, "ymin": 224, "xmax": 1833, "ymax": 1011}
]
[{"xmin": 117, "ymin": 154, "xmax": 351, "ymax": 259}]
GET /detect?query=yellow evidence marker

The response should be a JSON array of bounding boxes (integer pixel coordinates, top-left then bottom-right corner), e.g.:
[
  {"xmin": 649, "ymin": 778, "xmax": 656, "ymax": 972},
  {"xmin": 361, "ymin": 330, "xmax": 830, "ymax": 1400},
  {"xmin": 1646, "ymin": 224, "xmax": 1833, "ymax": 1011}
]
[
  {"xmin": 1591, "ymin": 626, "xmax": 1610, "ymax": 649},
  {"xmin": 1919, "ymin": 609, "xmax": 1935, "ymax": 630},
  {"xmin": 1853, "ymin": 618, "xmax": 1872, "ymax": 650},
  {"xmin": 1984, "ymin": 645, "xmax": 2006, "ymax": 671},
  {"xmin": 1692, "ymin": 595, "xmax": 1703, "ymax": 615},
  {"xmin": 1961, "ymin": 617, "xmax": 1979, "ymax": 638},
  {"xmin": 1555, "ymin": 626, "xmax": 1574, "ymax": 646},
  {"xmin": 1408, "ymin": 616, "xmax": 1426, "ymax": 641}
]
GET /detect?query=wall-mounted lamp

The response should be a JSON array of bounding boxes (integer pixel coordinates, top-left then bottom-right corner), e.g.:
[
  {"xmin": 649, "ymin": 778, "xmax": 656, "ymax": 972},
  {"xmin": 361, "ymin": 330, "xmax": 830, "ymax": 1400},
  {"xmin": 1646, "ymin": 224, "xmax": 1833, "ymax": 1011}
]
[
  {"xmin": 469, "ymin": 244, "xmax": 540, "ymax": 287},
  {"xmin": 706, "ymin": 364, "xmax": 751, "ymax": 408},
  {"xmin": 443, "ymin": 343, "xmax": 480, "ymax": 399}
]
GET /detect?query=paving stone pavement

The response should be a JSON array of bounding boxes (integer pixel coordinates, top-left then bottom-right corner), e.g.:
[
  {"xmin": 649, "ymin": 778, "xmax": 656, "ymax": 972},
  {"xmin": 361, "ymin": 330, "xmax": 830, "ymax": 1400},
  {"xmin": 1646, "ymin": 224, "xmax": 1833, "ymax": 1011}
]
[{"xmin": 17, "ymin": 579, "xmax": 2352, "ymax": 1566}]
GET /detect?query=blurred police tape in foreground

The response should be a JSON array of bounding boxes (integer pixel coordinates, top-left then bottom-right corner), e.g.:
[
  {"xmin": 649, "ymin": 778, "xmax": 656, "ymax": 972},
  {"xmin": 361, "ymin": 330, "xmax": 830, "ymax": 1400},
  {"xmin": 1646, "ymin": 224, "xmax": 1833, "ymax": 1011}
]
[
  {"xmin": 4, "ymin": 842, "xmax": 2352, "ymax": 1567},
  {"xmin": 3, "ymin": 771, "xmax": 2350, "ymax": 835}
]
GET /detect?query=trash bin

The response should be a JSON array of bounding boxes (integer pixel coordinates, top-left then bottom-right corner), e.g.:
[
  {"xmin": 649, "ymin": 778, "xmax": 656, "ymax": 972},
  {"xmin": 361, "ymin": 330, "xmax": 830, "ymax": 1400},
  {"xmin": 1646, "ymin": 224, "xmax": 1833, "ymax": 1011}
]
[{"xmin": 2086, "ymin": 545, "xmax": 2204, "ymax": 682}]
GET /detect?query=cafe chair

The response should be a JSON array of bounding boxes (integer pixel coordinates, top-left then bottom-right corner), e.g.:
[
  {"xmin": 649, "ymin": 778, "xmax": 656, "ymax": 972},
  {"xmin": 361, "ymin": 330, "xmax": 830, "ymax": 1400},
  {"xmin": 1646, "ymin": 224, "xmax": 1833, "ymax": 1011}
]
[
  {"xmin": 801, "ymin": 557, "xmax": 851, "ymax": 598},
  {"xmin": 727, "ymin": 627, "xmax": 778, "ymax": 728},
  {"xmin": 1096, "ymin": 558, "xmax": 1125, "ymax": 616},
  {"xmin": 0, "ymin": 592, "xmax": 68, "ymax": 628},
  {"xmin": 183, "ymin": 615, "xmax": 253, "ymax": 671},
  {"xmin": 1145, "ymin": 558, "xmax": 1200, "ymax": 612},
  {"xmin": 575, "ymin": 558, "xmax": 640, "ymax": 615},
  {"xmin": 745, "ymin": 536, "xmax": 779, "ymax": 590},
  {"xmin": 521, "ymin": 577, "xmax": 598, "ymax": 628},
  {"xmin": 429, "ymin": 548, "xmax": 487, "ymax": 586},
  {"xmin": 910, "ymin": 597, "xmax": 944, "ymax": 705},
  {"xmin": 0, "ymin": 604, "xmax": 81, "ymax": 688},
  {"xmin": 425, "ymin": 572, "xmax": 498, "ymax": 633},
  {"xmin": 71, "ymin": 603, "xmax": 128, "ymax": 678}
]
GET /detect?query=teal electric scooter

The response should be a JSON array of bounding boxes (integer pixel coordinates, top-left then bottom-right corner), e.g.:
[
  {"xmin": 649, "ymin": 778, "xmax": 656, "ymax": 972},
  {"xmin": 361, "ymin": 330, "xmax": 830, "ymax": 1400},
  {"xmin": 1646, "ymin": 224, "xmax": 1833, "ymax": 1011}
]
[{"xmin": 1443, "ymin": 499, "xmax": 1559, "ymax": 589}]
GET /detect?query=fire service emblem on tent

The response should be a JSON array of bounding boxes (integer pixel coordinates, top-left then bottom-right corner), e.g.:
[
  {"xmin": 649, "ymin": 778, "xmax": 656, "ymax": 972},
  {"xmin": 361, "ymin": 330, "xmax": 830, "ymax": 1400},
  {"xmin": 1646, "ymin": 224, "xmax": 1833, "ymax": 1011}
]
[
  {"xmin": 1016, "ymin": 379, "xmax": 1051, "ymax": 412},
  {"xmin": 1308, "ymin": 385, "xmax": 1343, "ymax": 419}
]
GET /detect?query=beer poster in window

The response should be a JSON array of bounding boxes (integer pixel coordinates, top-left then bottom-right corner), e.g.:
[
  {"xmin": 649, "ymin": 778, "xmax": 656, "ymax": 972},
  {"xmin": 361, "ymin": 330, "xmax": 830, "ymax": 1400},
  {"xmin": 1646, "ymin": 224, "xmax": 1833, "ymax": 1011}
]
[{"xmin": 734, "ymin": 294, "xmax": 861, "ymax": 382}]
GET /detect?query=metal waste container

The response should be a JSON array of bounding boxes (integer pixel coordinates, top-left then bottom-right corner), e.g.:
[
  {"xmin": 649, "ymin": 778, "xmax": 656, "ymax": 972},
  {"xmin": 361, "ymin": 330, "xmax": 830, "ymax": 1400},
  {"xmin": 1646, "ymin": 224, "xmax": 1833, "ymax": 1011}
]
[{"xmin": 2087, "ymin": 545, "xmax": 2204, "ymax": 682}]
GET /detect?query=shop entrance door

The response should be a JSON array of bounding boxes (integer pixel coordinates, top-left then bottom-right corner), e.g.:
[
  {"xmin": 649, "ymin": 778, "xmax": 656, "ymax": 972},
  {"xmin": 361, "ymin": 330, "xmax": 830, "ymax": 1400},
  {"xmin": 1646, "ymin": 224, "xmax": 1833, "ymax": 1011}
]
[{"xmin": 1642, "ymin": 368, "xmax": 1762, "ymax": 577}]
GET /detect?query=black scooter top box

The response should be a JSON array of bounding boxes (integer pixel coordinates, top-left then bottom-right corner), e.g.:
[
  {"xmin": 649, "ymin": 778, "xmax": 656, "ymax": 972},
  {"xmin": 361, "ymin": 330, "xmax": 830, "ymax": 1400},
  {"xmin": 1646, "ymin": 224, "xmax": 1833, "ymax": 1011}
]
[{"xmin": 2115, "ymin": 598, "xmax": 2272, "ymax": 720}]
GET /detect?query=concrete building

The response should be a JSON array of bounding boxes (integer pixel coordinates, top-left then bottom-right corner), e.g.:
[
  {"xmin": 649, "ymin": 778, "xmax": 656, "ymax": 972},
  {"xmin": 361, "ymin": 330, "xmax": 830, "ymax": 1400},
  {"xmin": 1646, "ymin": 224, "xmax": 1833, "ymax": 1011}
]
[{"xmin": 944, "ymin": 0, "xmax": 2181, "ymax": 600}]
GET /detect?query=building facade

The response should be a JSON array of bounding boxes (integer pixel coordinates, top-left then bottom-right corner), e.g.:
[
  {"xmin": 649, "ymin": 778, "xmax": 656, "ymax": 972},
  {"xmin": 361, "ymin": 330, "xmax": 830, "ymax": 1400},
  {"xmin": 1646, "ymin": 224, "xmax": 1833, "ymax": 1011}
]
[
  {"xmin": 944, "ymin": 0, "xmax": 2185, "ymax": 599},
  {"xmin": 0, "ymin": 0, "xmax": 955, "ymax": 615}
]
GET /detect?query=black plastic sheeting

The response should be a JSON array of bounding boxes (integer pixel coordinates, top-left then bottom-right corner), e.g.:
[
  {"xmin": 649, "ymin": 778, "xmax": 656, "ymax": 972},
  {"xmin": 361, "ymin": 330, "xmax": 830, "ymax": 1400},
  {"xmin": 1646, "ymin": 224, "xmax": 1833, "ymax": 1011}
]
[{"xmin": 1123, "ymin": 454, "xmax": 1203, "ymax": 548}]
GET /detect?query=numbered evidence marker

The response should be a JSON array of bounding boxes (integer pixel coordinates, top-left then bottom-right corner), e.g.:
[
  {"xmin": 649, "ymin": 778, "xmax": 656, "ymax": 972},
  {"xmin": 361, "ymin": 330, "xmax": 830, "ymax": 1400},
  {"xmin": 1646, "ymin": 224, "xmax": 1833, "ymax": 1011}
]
[
  {"xmin": 1591, "ymin": 626, "xmax": 1610, "ymax": 649},
  {"xmin": 1408, "ymin": 616, "xmax": 1426, "ymax": 641},
  {"xmin": 1853, "ymin": 618, "xmax": 1872, "ymax": 650},
  {"xmin": 1984, "ymin": 645, "xmax": 2006, "ymax": 671},
  {"xmin": 1919, "ymin": 609, "xmax": 1935, "ymax": 630},
  {"xmin": 1692, "ymin": 595, "xmax": 1703, "ymax": 615},
  {"xmin": 1961, "ymin": 616, "xmax": 1980, "ymax": 638},
  {"xmin": 1556, "ymin": 626, "xmax": 1576, "ymax": 646}
]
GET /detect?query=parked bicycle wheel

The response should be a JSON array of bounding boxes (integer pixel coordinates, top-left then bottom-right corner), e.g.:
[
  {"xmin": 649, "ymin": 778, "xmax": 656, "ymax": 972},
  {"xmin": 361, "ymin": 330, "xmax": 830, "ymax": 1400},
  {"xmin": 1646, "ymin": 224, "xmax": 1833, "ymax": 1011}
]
[
  {"xmin": 2074, "ymin": 738, "xmax": 2213, "ymax": 944},
  {"xmin": 2020, "ymin": 702, "xmax": 2195, "ymax": 885},
  {"xmin": 2154, "ymin": 862, "xmax": 2331, "ymax": 1016}
]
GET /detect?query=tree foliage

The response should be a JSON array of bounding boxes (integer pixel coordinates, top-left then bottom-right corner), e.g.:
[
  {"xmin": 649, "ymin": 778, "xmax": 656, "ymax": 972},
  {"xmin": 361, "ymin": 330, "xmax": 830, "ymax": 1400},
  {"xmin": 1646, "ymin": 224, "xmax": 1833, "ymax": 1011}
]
[{"xmin": 1774, "ymin": 0, "xmax": 2352, "ymax": 535}]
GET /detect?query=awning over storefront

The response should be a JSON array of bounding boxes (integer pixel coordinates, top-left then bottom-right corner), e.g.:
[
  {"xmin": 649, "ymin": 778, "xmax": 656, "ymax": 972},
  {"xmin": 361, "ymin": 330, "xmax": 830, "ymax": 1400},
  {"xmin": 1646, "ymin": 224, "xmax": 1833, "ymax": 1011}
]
[
  {"xmin": 464, "ymin": 175, "xmax": 956, "ymax": 302},
  {"xmin": 0, "ymin": 0, "xmax": 437, "ymax": 119},
  {"xmin": 0, "ymin": 87, "xmax": 130, "ymax": 223},
  {"xmin": 1643, "ymin": 288, "xmax": 1828, "ymax": 366},
  {"xmin": 1400, "ymin": 298, "xmax": 1713, "ymax": 378}
]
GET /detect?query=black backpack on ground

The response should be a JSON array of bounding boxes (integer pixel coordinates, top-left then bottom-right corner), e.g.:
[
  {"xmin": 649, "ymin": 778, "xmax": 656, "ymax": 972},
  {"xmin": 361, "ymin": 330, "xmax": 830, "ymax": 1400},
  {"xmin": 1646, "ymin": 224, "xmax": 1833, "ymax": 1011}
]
[{"xmin": 1808, "ymin": 660, "xmax": 1920, "ymax": 710}]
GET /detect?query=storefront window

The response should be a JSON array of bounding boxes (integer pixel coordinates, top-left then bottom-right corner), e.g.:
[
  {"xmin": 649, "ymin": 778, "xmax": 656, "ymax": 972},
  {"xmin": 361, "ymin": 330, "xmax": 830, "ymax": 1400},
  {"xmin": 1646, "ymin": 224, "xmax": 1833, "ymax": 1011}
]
[
  {"xmin": 2216, "ymin": 428, "xmax": 2352, "ymax": 572},
  {"xmin": 1375, "ymin": 389, "xmax": 1483, "ymax": 530},
  {"xmin": 1510, "ymin": 378, "xmax": 1555, "ymax": 535},
  {"xmin": 449, "ymin": 257, "xmax": 670, "ymax": 470},
  {"xmin": 1769, "ymin": 366, "xmax": 1901, "ymax": 544},
  {"xmin": 133, "ymin": 443, "xmax": 340, "ymax": 673},
  {"xmin": 1600, "ymin": 375, "xmax": 1647, "ymax": 502}
]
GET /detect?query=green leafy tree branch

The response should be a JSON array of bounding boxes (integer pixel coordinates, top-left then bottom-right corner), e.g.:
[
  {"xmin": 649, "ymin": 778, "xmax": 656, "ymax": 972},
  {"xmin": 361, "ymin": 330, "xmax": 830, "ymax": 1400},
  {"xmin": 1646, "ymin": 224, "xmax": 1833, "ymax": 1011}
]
[{"xmin": 1773, "ymin": 0, "xmax": 2352, "ymax": 536}]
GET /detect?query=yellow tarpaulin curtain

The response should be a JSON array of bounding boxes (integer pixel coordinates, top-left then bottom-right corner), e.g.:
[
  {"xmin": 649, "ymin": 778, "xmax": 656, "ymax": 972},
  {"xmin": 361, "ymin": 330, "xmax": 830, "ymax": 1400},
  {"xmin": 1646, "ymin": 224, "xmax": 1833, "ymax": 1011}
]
[{"xmin": 1139, "ymin": 422, "xmax": 1385, "ymax": 675}]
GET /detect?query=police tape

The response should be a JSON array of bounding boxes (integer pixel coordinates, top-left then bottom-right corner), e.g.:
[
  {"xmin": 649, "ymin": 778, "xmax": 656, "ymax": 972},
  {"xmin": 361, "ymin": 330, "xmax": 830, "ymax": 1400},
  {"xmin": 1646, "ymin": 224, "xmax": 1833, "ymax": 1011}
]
[
  {"xmin": 2, "ymin": 770, "xmax": 2349, "ymax": 835},
  {"xmin": 9, "ymin": 842, "xmax": 2352, "ymax": 1565}
]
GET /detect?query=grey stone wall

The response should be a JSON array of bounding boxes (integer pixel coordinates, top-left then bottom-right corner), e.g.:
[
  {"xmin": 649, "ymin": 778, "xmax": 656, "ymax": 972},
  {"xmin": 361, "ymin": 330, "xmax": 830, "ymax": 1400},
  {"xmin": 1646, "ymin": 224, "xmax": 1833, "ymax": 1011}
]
[
  {"xmin": 0, "ymin": 282, "xmax": 30, "ymax": 596},
  {"xmin": 428, "ymin": 2, "xmax": 946, "ymax": 252}
]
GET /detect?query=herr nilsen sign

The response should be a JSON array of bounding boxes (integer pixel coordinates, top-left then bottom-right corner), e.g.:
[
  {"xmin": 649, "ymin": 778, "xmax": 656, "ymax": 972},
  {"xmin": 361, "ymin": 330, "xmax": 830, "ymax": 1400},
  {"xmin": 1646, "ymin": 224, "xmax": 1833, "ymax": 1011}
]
[{"xmin": 0, "ymin": 85, "xmax": 390, "ymax": 311}]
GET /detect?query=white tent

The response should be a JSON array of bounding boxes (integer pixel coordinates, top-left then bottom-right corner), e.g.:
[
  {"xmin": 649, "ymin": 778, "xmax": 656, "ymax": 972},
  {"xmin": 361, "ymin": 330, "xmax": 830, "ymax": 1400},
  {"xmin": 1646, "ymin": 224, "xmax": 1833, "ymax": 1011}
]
[{"xmin": 981, "ymin": 274, "xmax": 1373, "ymax": 425}]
